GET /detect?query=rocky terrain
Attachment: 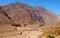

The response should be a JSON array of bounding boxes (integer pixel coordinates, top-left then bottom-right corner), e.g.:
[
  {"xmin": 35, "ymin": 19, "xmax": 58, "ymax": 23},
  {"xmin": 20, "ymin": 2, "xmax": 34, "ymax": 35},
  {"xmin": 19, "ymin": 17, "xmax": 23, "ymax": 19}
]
[
  {"xmin": 0, "ymin": 2, "xmax": 60, "ymax": 25},
  {"xmin": 0, "ymin": 2, "xmax": 60, "ymax": 38},
  {"xmin": 0, "ymin": 24, "xmax": 60, "ymax": 38}
]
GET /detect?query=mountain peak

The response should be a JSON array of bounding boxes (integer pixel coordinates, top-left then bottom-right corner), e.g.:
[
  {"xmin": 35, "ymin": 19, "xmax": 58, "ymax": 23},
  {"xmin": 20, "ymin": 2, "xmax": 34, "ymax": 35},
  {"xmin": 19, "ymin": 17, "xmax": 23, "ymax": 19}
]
[
  {"xmin": 15, "ymin": 2, "xmax": 21, "ymax": 4},
  {"xmin": 13, "ymin": 2, "xmax": 26, "ymax": 5}
]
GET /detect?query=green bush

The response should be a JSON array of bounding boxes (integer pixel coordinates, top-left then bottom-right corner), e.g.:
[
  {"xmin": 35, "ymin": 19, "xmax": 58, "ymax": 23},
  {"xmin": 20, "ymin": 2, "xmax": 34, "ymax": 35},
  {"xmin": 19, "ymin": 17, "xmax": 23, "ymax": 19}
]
[{"xmin": 48, "ymin": 34, "xmax": 55, "ymax": 38}]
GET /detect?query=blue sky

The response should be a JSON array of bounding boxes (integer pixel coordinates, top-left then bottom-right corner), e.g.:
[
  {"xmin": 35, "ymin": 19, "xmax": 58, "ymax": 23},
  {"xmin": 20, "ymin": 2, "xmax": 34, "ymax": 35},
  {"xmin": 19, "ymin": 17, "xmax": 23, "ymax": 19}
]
[{"xmin": 0, "ymin": 0, "xmax": 60, "ymax": 15}]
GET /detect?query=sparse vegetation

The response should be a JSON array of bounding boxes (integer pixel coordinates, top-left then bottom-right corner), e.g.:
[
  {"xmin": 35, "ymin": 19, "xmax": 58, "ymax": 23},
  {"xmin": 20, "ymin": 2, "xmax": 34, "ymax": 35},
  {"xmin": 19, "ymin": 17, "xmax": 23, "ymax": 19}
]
[{"xmin": 47, "ymin": 34, "xmax": 55, "ymax": 38}]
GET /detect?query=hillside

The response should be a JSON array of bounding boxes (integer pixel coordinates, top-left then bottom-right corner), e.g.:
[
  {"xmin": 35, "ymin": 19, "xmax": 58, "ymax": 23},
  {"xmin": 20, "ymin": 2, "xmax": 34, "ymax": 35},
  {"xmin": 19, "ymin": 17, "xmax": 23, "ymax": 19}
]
[
  {"xmin": 0, "ymin": 2, "xmax": 60, "ymax": 26},
  {"xmin": 34, "ymin": 6, "xmax": 60, "ymax": 25},
  {"xmin": 0, "ymin": 7, "xmax": 12, "ymax": 24},
  {"xmin": 0, "ymin": 2, "xmax": 60, "ymax": 38}
]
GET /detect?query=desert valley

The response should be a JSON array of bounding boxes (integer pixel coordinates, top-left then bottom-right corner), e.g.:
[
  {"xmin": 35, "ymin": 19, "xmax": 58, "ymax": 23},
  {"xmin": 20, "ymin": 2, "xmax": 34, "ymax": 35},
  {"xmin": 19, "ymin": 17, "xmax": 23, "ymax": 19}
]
[{"xmin": 0, "ymin": 2, "xmax": 60, "ymax": 38}]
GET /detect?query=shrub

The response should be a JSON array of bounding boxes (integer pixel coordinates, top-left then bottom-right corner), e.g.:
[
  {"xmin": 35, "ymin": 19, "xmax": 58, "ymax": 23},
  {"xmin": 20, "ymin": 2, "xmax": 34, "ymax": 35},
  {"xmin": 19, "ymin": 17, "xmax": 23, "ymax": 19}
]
[{"xmin": 48, "ymin": 34, "xmax": 55, "ymax": 38}]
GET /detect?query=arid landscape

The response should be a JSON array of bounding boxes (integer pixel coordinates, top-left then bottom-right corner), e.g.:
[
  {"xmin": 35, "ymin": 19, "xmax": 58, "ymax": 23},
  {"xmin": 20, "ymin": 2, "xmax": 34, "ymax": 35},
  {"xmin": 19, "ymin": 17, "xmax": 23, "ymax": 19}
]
[{"xmin": 0, "ymin": 1, "xmax": 60, "ymax": 38}]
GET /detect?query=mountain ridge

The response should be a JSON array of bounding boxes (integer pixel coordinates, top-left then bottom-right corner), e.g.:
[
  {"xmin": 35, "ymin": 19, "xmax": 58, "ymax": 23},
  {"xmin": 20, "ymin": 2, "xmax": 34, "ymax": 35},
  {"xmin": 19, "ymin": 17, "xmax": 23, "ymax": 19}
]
[{"xmin": 0, "ymin": 2, "xmax": 60, "ymax": 26}]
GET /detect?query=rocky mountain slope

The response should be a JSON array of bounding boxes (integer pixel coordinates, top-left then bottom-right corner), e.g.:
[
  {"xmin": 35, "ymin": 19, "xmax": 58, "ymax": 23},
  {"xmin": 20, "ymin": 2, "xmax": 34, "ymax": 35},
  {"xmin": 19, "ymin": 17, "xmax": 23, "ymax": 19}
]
[
  {"xmin": 0, "ymin": 7, "xmax": 12, "ymax": 24},
  {"xmin": 34, "ymin": 6, "xmax": 60, "ymax": 25},
  {"xmin": 0, "ymin": 2, "xmax": 60, "ymax": 26}
]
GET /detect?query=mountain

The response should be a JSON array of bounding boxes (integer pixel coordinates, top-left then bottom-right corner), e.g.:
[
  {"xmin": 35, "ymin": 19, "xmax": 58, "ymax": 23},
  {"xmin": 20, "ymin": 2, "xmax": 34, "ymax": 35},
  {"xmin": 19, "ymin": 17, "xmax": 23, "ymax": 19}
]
[
  {"xmin": 34, "ymin": 6, "xmax": 60, "ymax": 25},
  {"xmin": 0, "ymin": 7, "xmax": 12, "ymax": 24},
  {"xmin": 0, "ymin": 2, "xmax": 60, "ymax": 26}
]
